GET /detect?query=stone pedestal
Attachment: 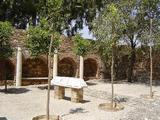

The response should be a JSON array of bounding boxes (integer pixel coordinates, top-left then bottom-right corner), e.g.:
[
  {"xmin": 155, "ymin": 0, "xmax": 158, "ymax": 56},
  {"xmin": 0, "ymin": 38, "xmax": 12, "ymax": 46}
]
[
  {"xmin": 71, "ymin": 88, "xmax": 83, "ymax": 103},
  {"xmin": 79, "ymin": 89, "xmax": 83, "ymax": 102},
  {"xmin": 54, "ymin": 86, "xmax": 65, "ymax": 99}
]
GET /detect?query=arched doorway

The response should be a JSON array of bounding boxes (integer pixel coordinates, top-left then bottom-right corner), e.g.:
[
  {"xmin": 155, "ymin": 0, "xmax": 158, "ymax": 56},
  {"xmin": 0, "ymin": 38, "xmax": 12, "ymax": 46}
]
[
  {"xmin": 84, "ymin": 58, "xmax": 98, "ymax": 79},
  {"xmin": 0, "ymin": 60, "xmax": 15, "ymax": 80},
  {"xmin": 58, "ymin": 57, "xmax": 77, "ymax": 77},
  {"xmin": 23, "ymin": 58, "xmax": 48, "ymax": 77}
]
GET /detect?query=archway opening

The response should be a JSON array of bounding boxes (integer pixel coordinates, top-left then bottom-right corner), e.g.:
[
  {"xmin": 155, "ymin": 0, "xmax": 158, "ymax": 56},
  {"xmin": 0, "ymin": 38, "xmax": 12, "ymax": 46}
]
[
  {"xmin": 23, "ymin": 58, "xmax": 48, "ymax": 77},
  {"xmin": 58, "ymin": 58, "xmax": 76, "ymax": 77},
  {"xmin": 0, "ymin": 60, "xmax": 15, "ymax": 80},
  {"xmin": 84, "ymin": 58, "xmax": 98, "ymax": 79}
]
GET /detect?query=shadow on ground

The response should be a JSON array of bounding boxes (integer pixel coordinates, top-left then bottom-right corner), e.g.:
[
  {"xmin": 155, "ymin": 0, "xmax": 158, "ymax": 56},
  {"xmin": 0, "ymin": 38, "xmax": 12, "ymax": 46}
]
[
  {"xmin": 69, "ymin": 108, "xmax": 89, "ymax": 114},
  {"xmin": 61, "ymin": 107, "xmax": 89, "ymax": 117},
  {"xmin": 37, "ymin": 85, "xmax": 54, "ymax": 90},
  {"xmin": 63, "ymin": 96, "xmax": 90, "ymax": 103},
  {"xmin": 0, "ymin": 88, "xmax": 30, "ymax": 94},
  {"xmin": 0, "ymin": 117, "xmax": 8, "ymax": 120},
  {"xmin": 114, "ymin": 96, "xmax": 129, "ymax": 103},
  {"xmin": 86, "ymin": 82, "xmax": 97, "ymax": 86}
]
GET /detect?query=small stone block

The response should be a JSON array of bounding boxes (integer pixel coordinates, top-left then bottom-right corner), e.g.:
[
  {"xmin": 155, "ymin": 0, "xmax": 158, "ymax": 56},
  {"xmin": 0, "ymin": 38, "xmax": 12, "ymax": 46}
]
[
  {"xmin": 71, "ymin": 88, "xmax": 83, "ymax": 103},
  {"xmin": 54, "ymin": 86, "xmax": 65, "ymax": 99}
]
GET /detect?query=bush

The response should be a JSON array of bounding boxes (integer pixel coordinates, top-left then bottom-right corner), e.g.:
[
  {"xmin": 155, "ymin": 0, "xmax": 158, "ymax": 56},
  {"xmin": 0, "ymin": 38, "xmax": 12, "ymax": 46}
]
[{"xmin": 0, "ymin": 21, "xmax": 13, "ymax": 59}]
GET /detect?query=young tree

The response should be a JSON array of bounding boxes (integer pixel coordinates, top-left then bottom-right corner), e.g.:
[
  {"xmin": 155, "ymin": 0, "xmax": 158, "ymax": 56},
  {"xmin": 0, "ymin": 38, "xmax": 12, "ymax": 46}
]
[
  {"xmin": 27, "ymin": 19, "xmax": 60, "ymax": 120},
  {"xmin": 32, "ymin": 0, "xmax": 107, "ymax": 119},
  {"xmin": 115, "ymin": 0, "xmax": 159, "ymax": 83},
  {"xmin": 0, "ymin": 21, "xmax": 13, "ymax": 92},
  {"xmin": 141, "ymin": 0, "xmax": 160, "ymax": 98},
  {"xmin": 92, "ymin": 3, "xmax": 125, "ymax": 108},
  {"xmin": 115, "ymin": 0, "xmax": 147, "ymax": 82}
]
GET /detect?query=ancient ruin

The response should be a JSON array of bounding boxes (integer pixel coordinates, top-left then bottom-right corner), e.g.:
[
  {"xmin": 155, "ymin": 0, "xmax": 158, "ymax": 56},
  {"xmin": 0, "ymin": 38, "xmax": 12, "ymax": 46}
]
[{"xmin": 1, "ymin": 29, "xmax": 160, "ymax": 85}]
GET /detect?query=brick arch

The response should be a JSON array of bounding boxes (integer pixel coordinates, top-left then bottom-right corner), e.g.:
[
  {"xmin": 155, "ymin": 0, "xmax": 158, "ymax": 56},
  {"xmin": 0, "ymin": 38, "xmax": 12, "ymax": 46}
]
[
  {"xmin": 58, "ymin": 57, "xmax": 77, "ymax": 77},
  {"xmin": 0, "ymin": 59, "xmax": 15, "ymax": 80},
  {"xmin": 84, "ymin": 58, "xmax": 98, "ymax": 79},
  {"xmin": 22, "ymin": 58, "xmax": 48, "ymax": 77}
]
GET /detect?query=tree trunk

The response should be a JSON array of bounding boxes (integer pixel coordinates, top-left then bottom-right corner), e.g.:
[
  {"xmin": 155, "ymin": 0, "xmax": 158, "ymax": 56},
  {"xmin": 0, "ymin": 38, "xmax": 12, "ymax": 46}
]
[
  {"xmin": 46, "ymin": 34, "xmax": 54, "ymax": 120},
  {"xmin": 111, "ymin": 45, "xmax": 116, "ymax": 108},
  {"xmin": 46, "ymin": 54, "xmax": 48, "ymax": 69},
  {"xmin": 127, "ymin": 46, "xmax": 136, "ymax": 82},
  {"xmin": 150, "ymin": 45, "xmax": 153, "ymax": 98},
  {"xmin": 149, "ymin": 18, "xmax": 153, "ymax": 98},
  {"xmin": 4, "ymin": 60, "xmax": 7, "ymax": 92}
]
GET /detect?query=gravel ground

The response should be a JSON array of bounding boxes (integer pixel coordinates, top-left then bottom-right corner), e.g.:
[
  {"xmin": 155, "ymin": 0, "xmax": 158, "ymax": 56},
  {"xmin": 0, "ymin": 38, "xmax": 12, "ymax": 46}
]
[{"xmin": 0, "ymin": 80, "xmax": 160, "ymax": 120}]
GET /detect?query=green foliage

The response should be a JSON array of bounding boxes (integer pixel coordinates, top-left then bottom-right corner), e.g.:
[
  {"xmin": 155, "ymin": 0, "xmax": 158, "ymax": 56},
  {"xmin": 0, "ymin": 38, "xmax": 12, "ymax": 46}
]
[
  {"xmin": 93, "ymin": 3, "xmax": 125, "ymax": 45},
  {"xmin": 0, "ymin": 0, "xmax": 106, "ymax": 34},
  {"xmin": 141, "ymin": 0, "xmax": 160, "ymax": 47},
  {"xmin": 40, "ymin": 0, "xmax": 64, "ymax": 32},
  {"xmin": 142, "ymin": 0, "xmax": 160, "ymax": 18},
  {"xmin": 92, "ymin": 3, "xmax": 126, "ymax": 60},
  {"xmin": 119, "ymin": 0, "xmax": 160, "ymax": 46},
  {"xmin": 73, "ymin": 34, "xmax": 91, "ymax": 56},
  {"xmin": 0, "ymin": 21, "xmax": 13, "ymax": 59},
  {"xmin": 0, "ymin": 0, "xmax": 40, "ymax": 28},
  {"xmin": 26, "ymin": 19, "xmax": 61, "ymax": 57},
  {"xmin": 40, "ymin": 0, "xmax": 106, "ymax": 35}
]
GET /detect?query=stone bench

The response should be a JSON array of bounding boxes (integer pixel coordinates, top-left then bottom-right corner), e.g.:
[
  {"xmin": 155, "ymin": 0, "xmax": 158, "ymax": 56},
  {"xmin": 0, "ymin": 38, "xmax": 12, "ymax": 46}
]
[{"xmin": 51, "ymin": 76, "xmax": 87, "ymax": 103}]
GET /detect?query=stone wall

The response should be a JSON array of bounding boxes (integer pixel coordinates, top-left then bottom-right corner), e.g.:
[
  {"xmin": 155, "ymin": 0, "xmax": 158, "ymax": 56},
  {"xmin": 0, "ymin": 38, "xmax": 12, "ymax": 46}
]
[
  {"xmin": 133, "ymin": 51, "xmax": 160, "ymax": 84},
  {"xmin": 102, "ymin": 48, "xmax": 160, "ymax": 84},
  {"xmin": 3, "ymin": 29, "xmax": 160, "ymax": 85},
  {"xmin": 0, "ymin": 59, "xmax": 15, "ymax": 80},
  {"xmin": 0, "ymin": 30, "xmax": 102, "ymax": 85},
  {"xmin": 22, "ymin": 58, "xmax": 48, "ymax": 77}
]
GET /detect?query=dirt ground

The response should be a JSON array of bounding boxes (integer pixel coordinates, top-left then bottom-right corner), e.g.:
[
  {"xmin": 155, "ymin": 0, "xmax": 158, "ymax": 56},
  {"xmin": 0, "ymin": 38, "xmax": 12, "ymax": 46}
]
[{"xmin": 0, "ymin": 79, "xmax": 160, "ymax": 120}]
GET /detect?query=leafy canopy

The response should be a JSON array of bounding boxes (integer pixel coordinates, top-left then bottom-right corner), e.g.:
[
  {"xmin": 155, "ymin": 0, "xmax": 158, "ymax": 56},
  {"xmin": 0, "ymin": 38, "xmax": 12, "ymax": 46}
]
[
  {"xmin": 92, "ymin": 3, "xmax": 126, "ymax": 55},
  {"xmin": 39, "ymin": 0, "xmax": 106, "ymax": 35},
  {"xmin": 141, "ymin": 0, "xmax": 160, "ymax": 46},
  {"xmin": 0, "ymin": 21, "xmax": 13, "ymax": 59},
  {"xmin": 26, "ymin": 19, "xmax": 61, "ymax": 57},
  {"xmin": 73, "ymin": 34, "xmax": 91, "ymax": 56},
  {"xmin": 93, "ymin": 3, "xmax": 125, "ymax": 45}
]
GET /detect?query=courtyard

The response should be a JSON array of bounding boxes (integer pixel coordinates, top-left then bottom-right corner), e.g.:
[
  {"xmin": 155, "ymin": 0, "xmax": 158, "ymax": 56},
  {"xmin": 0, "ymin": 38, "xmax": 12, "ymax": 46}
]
[
  {"xmin": 1, "ymin": 80, "xmax": 160, "ymax": 120},
  {"xmin": 0, "ymin": 1, "xmax": 160, "ymax": 120}
]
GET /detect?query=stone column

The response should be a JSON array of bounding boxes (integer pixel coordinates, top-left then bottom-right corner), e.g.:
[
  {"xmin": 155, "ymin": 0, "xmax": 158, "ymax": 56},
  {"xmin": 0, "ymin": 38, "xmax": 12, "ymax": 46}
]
[
  {"xmin": 16, "ymin": 47, "xmax": 22, "ymax": 86},
  {"xmin": 79, "ymin": 56, "xmax": 84, "ymax": 79},
  {"xmin": 77, "ymin": 56, "xmax": 84, "ymax": 102},
  {"xmin": 53, "ymin": 49, "xmax": 58, "ymax": 77}
]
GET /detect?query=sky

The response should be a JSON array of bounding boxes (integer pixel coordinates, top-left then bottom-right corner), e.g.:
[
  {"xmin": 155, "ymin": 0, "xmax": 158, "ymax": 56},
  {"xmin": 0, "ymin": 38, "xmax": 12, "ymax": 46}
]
[{"xmin": 78, "ymin": 25, "xmax": 95, "ymax": 39}]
